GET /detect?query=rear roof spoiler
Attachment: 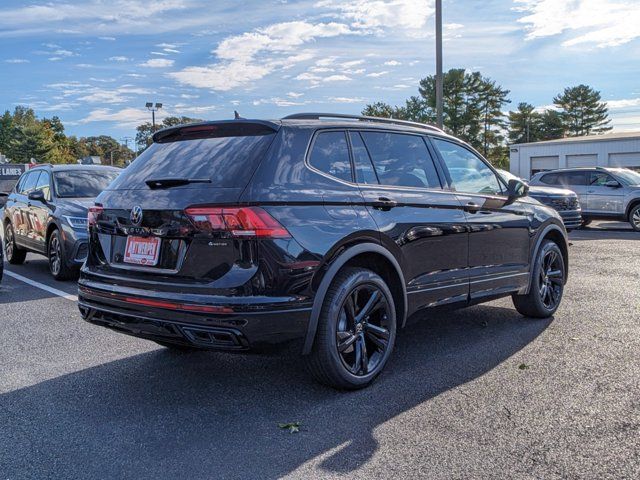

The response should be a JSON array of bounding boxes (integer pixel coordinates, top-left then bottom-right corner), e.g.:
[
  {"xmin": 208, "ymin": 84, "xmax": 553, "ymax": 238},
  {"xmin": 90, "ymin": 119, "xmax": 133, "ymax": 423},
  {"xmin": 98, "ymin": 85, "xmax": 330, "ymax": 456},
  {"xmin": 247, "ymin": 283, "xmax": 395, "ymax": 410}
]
[{"xmin": 152, "ymin": 119, "xmax": 281, "ymax": 143}]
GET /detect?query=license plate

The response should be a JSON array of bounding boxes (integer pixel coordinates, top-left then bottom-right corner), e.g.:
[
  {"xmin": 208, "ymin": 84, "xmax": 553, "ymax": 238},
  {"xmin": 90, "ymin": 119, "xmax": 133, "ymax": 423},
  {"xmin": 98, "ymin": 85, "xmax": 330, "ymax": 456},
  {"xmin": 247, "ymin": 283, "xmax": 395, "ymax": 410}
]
[{"xmin": 124, "ymin": 236, "xmax": 160, "ymax": 266}]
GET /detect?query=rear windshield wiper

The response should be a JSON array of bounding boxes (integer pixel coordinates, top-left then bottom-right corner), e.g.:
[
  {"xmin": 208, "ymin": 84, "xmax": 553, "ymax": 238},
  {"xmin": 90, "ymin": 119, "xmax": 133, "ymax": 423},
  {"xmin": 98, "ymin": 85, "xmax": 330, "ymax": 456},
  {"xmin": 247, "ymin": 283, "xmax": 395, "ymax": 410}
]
[{"xmin": 145, "ymin": 178, "xmax": 212, "ymax": 189}]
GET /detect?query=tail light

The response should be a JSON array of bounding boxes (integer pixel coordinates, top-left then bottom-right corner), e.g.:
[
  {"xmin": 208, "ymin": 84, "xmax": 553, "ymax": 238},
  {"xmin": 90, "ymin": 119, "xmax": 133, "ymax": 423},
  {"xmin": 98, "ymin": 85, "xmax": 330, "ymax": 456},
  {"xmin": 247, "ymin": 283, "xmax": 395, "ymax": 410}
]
[
  {"xmin": 185, "ymin": 206, "xmax": 290, "ymax": 239},
  {"xmin": 87, "ymin": 206, "xmax": 104, "ymax": 228}
]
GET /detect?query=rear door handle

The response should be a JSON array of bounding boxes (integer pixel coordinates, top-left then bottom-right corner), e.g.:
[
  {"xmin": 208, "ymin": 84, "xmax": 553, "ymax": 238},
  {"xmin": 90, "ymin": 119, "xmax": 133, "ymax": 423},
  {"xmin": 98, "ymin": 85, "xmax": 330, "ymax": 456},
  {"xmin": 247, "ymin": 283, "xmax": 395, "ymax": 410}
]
[
  {"xmin": 372, "ymin": 196, "xmax": 397, "ymax": 211},
  {"xmin": 464, "ymin": 202, "xmax": 481, "ymax": 213}
]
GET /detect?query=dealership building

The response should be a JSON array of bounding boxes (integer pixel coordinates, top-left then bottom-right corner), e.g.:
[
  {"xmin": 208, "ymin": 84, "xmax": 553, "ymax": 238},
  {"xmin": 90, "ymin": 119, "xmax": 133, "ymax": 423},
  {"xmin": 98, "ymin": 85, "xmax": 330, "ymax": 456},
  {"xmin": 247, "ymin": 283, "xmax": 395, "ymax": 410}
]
[{"xmin": 509, "ymin": 132, "xmax": 640, "ymax": 179}]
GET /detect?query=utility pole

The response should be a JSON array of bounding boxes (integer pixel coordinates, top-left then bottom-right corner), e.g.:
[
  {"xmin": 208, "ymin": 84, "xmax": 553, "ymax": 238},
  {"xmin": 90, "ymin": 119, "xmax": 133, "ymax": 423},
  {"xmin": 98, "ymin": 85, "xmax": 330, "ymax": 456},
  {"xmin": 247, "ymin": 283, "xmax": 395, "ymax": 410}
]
[{"xmin": 435, "ymin": 0, "xmax": 444, "ymax": 129}]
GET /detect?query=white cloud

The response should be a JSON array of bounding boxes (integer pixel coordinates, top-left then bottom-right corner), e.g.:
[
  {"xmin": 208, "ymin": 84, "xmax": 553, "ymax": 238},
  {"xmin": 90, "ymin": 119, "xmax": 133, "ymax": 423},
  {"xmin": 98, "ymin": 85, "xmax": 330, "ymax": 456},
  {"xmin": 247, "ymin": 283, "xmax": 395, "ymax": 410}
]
[
  {"xmin": 151, "ymin": 51, "xmax": 169, "ymax": 56},
  {"xmin": 252, "ymin": 97, "xmax": 308, "ymax": 107},
  {"xmin": 140, "ymin": 58, "xmax": 174, "ymax": 68},
  {"xmin": 98, "ymin": 36, "xmax": 116, "ymax": 41},
  {"xmin": 515, "ymin": 0, "xmax": 640, "ymax": 48},
  {"xmin": 169, "ymin": 20, "xmax": 357, "ymax": 91},
  {"xmin": 367, "ymin": 71, "xmax": 389, "ymax": 77},
  {"xmin": 316, "ymin": 0, "xmax": 434, "ymax": 30},
  {"xmin": 79, "ymin": 107, "xmax": 163, "ymax": 126},
  {"xmin": 322, "ymin": 75, "xmax": 352, "ymax": 82},
  {"xmin": 384, "ymin": 60, "xmax": 401, "ymax": 66},
  {"xmin": 5, "ymin": 58, "xmax": 29, "ymax": 63},
  {"xmin": 328, "ymin": 96, "xmax": 365, "ymax": 103},
  {"xmin": 607, "ymin": 98, "xmax": 640, "ymax": 109},
  {"xmin": 108, "ymin": 56, "xmax": 131, "ymax": 62},
  {"xmin": 287, "ymin": 92, "xmax": 304, "ymax": 98}
]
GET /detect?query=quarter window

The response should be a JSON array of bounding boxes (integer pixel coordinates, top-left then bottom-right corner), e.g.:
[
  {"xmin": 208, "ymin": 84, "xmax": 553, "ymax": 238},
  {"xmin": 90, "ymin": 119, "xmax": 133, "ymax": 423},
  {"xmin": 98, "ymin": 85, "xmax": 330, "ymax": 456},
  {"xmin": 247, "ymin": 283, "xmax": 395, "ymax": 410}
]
[
  {"xmin": 541, "ymin": 173, "xmax": 559, "ymax": 185},
  {"xmin": 360, "ymin": 132, "xmax": 441, "ymax": 188},
  {"xmin": 309, "ymin": 131, "xmax": 352, "ymax": 182},
  {"xmin": 432, "ymin": 138, "xmax": 503, "ymax": 195}
]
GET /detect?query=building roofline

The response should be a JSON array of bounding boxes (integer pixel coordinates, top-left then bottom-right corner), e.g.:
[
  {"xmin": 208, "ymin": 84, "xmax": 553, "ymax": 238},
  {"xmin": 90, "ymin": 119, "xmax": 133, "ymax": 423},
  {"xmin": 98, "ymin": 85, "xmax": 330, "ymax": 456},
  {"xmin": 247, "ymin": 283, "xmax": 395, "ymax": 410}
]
[{"xmin": 509, "ymin": 131, "xmax": 640, "ymax": 148}]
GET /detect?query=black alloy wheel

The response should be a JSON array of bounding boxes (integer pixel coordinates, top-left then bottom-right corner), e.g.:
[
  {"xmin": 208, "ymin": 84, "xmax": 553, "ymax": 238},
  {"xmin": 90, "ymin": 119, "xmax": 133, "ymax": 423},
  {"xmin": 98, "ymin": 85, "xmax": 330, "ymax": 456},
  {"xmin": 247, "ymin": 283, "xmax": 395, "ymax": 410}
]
[
  {"xmin": 512, "ymin": 239, "xmax": 565, "ymax": 318},
  {"xmin": 336, "ymin": 284, "xmax": 392, "ymax": 376},
  {"xmin": 538, "ymin": 247, "xmax": 564, "ymax": 310},
  {"xmin": 4, "ymin": 223, "xmax": 26, "ymax": 265},
  {"xmin": 305, "ymin": 267, "xmax": 397, "ymax": 390}
]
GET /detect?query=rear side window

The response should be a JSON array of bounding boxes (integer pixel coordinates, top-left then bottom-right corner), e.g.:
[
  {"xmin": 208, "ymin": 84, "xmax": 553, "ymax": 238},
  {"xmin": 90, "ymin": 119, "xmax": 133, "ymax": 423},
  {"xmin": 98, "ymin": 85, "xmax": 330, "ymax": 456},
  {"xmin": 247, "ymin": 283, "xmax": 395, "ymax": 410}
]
[
  {"xmin": 540, "ymin": 173, "xmax": 559, "ymax": 185},
  {"xmin": 558, "ymin": 171, "xmax": 588, "ymax": 186},
  {"xmin": 309, "ymin": 131, "xmax": 352, "ymax": 182},
  {"xmin": 360, "ymin": 132, "xmax": 441, "ymax": 189},
  {"xmin": 108, "ymin": 126, "xmax": 276, "ymax": 190},
  {"xmin": 350, "ymin": 132, "xmax": 378, "ymax": 184}
]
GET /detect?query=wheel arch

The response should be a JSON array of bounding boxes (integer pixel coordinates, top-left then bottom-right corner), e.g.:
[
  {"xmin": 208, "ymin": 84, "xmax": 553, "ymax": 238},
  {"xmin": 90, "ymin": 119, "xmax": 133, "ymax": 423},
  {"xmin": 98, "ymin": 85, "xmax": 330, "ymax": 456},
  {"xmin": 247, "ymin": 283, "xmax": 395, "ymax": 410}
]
[
  {"xmin": 523, "ymin": 221, "xmax": 569, "ymax": 295},
  {"xmin": 625, "ymin": 197, "xmax": 640, "ymax": 219},
  {"xmin": 302, "ymin": 242, "xmax": 407, "ymax": 355},
  {"xmin": 45, "ymin": 221, "xmax": 60, "ymax": 247}
]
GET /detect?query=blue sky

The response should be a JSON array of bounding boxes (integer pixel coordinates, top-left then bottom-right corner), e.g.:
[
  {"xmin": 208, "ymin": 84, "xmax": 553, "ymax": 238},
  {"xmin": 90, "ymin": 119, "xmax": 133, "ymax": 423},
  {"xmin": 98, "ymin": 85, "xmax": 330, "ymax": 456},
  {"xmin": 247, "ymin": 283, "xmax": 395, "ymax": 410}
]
[{"xmin": 1, "ymin": 0, "xmax": 639, "ymax": 143}]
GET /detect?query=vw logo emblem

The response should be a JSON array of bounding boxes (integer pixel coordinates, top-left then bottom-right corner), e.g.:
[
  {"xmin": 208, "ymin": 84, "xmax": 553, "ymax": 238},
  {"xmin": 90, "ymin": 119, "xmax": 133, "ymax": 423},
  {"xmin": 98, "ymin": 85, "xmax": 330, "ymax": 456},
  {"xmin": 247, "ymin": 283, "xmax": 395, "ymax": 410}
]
[{"xmin": 130, "ymin": 205, "xmax": 143, "ymax": 226}]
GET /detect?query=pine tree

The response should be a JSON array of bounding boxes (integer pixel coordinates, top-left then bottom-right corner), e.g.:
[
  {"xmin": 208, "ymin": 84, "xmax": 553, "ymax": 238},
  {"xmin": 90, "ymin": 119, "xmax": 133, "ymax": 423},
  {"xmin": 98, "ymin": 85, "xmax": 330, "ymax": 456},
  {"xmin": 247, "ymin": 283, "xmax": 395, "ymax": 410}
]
[
  {"xmin": 508, "ymin": 103, "xmax": 541, "ymax": 144},
  {"xmin": 553, "ymin": 85, "xmax": 612, "ymax": 136}
]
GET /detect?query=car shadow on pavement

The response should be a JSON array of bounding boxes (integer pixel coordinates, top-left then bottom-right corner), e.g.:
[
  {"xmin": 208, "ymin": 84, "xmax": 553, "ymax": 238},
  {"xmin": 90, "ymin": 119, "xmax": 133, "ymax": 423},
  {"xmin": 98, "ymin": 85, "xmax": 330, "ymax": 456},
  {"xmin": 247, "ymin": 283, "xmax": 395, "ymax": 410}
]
[{"xmin": 0, "ymin": 305, "xmax": 551, "ymax": 479}]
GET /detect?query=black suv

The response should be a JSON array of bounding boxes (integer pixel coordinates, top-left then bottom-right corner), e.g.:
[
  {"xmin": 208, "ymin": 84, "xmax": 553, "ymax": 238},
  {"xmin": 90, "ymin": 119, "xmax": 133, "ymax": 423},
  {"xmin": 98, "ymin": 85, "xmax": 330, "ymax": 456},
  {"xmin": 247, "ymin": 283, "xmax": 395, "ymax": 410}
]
[
  {"xmin": 3, "ymin": 165, "xmax": 120, "ymax": 280},
  {"xmin": 79, "ymin": 114, "xmax": 569, "ymax": 389}
]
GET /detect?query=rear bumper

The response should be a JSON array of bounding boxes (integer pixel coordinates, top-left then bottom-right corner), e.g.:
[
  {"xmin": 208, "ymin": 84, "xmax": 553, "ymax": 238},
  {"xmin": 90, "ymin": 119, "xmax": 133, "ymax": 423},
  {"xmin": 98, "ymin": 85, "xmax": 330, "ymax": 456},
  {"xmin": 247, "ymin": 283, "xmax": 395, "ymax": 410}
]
[
  {"xmin": 558, "ymin": 210, "xmax": 582, "ymax": 230},
  {"xmin": 78, "ymin": 280, "xmax": 312, "ymax": 352}
]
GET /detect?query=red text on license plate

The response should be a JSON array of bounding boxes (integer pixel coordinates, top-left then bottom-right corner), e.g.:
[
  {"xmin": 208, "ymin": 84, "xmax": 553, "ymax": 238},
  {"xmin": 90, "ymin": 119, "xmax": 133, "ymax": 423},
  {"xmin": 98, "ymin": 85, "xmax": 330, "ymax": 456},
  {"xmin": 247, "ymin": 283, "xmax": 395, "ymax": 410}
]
[{"xmin": 124, "ymin": 236, "xmax": 160, "ymax": 266}]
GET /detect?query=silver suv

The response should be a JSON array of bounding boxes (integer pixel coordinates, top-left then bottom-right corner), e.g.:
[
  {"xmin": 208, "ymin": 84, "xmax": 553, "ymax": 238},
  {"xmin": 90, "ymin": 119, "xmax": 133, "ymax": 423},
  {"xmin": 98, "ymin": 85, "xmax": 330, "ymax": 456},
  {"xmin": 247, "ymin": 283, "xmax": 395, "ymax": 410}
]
[{"xmin": 530, "ymin": 167, "xmax": 640, "ymax": 231}]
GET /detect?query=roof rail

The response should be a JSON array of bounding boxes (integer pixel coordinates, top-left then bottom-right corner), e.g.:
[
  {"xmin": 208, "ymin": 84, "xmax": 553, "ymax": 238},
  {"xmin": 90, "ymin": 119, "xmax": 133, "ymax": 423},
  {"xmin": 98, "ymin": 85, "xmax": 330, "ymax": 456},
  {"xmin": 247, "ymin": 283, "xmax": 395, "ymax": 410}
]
[{"xmin": 282, "ymin": 113, "xmax": 445, "ymax": 134}]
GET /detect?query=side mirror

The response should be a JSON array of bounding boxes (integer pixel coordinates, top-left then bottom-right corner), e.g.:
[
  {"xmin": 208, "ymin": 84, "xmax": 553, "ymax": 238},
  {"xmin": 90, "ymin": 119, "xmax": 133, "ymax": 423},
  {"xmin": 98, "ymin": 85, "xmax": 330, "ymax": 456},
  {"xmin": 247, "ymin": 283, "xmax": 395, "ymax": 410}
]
[
  {"xmin": 604, "ymin": 180, "xmax": 621, "ymax": 188},
  {"xmin": 28, "ymin": 190, "xmax": 46, "ymax": 202},
  {"xmin": 507, "ymin": 179, "xmax": 529, "ymax": 199}
]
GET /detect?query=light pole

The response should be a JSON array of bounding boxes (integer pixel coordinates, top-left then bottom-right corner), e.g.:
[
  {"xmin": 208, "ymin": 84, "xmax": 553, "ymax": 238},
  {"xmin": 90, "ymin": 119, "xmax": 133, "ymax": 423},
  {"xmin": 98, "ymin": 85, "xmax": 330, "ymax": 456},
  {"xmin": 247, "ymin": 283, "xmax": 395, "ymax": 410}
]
[
  {"xmin": 146, "ymin": 102, "xmax": 163, "ymax": 131},
  {"xmin": 435, "ymin": 0, "xmax": 443, "ymax": 129}
]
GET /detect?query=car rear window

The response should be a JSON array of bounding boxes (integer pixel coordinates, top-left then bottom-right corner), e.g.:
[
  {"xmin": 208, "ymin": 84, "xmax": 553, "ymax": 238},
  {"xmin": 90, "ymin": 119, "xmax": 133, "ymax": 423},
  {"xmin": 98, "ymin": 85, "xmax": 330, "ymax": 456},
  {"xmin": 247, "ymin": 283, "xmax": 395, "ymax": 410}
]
[
  {"xmin": 54, "ymin": 170, "xmax": 120, "ymax": 198},
  {"xmin": 108, "ymin": 126, "xmax": 276, "ymax": 190}
]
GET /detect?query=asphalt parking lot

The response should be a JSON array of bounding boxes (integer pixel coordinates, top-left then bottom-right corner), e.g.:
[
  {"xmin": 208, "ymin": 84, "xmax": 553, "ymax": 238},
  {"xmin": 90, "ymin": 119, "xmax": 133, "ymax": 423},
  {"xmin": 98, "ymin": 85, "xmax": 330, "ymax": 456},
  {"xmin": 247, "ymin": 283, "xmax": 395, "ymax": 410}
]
[{"xmin": 1, "ymin": 221, "xmax": 639, "ymax": 479}]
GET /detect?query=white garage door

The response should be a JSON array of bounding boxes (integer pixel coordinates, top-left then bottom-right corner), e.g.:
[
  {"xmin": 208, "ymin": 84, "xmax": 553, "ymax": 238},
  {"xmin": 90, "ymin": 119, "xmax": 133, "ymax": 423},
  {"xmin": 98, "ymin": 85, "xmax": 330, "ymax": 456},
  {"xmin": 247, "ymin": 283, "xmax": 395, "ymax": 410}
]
[
  {"xmin": 530, "ymin": 156, "xmax": 559, "ymax": 175},
  {"xmin": 566, "ymin": 154, "xmax": 598, "ymax": 167},
  {"xmin": 609, "ymin": 152, "xmax": 640, "ymax": 168}
]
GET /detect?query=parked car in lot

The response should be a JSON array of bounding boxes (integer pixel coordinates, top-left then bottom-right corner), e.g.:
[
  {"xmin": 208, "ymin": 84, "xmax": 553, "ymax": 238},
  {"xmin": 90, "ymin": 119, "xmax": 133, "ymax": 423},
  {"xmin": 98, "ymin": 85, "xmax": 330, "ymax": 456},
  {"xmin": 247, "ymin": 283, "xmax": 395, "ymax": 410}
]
[
  {"xmin": 530, "ymin": 167, "xmax": 640, "ymax": 231},
  {"xmin": 79, "ymin": 113, "xmax": 569, "ymax": 389},
  {"xmin": 0, "ymin": 234, "xmax": 3, "ymax": 283},
  {"xmin": 3, "ymin": 164, "xmax": 121, "ymax": 280},
  {"xmin": 497, "ymin": 169, "xmax": 582, "ymax": 230}
]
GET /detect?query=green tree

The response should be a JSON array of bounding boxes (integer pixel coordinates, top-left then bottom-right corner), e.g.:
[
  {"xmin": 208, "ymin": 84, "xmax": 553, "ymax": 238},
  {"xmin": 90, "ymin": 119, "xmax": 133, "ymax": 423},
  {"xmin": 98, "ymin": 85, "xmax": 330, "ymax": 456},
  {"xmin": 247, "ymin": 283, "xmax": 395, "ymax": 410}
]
[
  {"xmin": 135, "ymin": 116, "xmax": 202, "ymax": 152},
  {"xmin": 553, "ymin": 84, "xmax": 612, "ymax": 136},
  {"xmin": 538, "ymin": 110, "xmax": 565, "ymax": 141},
  {"xmin": 362, "ymin": 102, "xmax": 397, "ymax": 119},
  {"xmin": 508, "ymin": 103, "xmax": 541, "ymax": 144}
]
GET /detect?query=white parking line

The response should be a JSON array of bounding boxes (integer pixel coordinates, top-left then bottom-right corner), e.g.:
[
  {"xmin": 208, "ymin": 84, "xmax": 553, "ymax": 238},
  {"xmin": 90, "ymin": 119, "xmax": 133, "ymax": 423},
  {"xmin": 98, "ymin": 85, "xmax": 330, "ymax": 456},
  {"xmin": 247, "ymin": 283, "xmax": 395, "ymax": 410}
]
[{"xmin": 3, "ymin": 270, "xmax": 78, "ymax": 302}]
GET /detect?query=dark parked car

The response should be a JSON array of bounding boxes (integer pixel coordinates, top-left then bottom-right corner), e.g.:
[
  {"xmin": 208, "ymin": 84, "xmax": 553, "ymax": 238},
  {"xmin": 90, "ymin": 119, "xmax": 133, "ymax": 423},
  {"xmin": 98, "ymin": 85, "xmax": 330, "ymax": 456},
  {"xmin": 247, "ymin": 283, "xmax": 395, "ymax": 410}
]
[
  {"xmin": 497, "ymin": 169, "xmax": 582, "ymax": 230},
  {"xmin": 3, "ymin": 164, "xmax": 120, "ymax": 280},
  {"xmin": 530, "ymin": 167, "xmax": 640, "ymax": 231},
  {"xmin": 79, "ymin": 114, "xmax": 569, "ymax": 389}
]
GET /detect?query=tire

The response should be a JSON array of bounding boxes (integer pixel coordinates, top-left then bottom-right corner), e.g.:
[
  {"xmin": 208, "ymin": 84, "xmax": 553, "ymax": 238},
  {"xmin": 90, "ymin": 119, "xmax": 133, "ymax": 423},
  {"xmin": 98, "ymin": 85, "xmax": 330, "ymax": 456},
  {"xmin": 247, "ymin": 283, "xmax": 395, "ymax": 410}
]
[
  {"xmin": 581, "ymin": 218, "xmax": 592, "ymax": 228},
  {"xmin": 512, "ymin": 240, "xmax": 565, "ymax": 318},
  {"xmin": 154, "ymin": 340, "xmax": 200, "ymax": 352},
  {"xmin": 629, "ymin": 204, "xmax": 640, "ymax": 232},
  {"xmin": 305, "ymin": 267, "xmax": 397, "ymax": 390},
  {"xmin": 47, "ymin": 229, "xmax": 77, "ymax": 281},
  {"xmin": 4, "ymin": 222, "xmax": 27, "ymax": 265}
]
